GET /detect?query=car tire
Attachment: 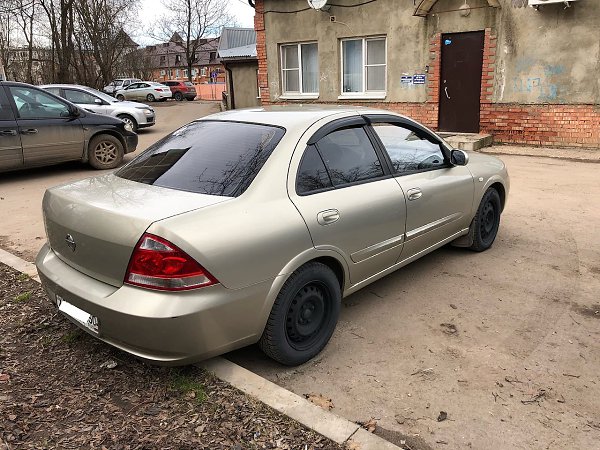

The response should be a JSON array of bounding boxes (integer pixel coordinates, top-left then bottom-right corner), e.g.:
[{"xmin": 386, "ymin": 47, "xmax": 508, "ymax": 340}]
[
  {"xmin": 146, "ymin": 94, "xmax": 155, "ymax": 102},
  {"xmin": 259, "ymin": 262, "xmax": 341, "ymax": 366},
  {"xmin": 174, "ymin": 92, "xmax": 183, "ymax": 101},
  {"xmin": 116, "ymin": 94, "xmax": 125, "ymax": 101},
  {"xmin": 117, "ymin": 114, "xmax": 138, "ymax": 133},
  {"xmin": 469, "ymin": 187, "xmax": 502, "ymax": 252},
  {"xmin": 87, "ymin": 134, "xmax": 124, "ymax": 170}
]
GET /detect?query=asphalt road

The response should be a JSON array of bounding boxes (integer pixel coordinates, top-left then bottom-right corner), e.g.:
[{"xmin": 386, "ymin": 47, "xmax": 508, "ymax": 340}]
[{"xmin": 1, "ymin": 106, "xmax": 599, "ymax": 449}]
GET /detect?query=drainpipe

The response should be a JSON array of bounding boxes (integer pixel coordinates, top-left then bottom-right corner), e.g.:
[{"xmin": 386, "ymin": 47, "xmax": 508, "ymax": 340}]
[{"xmin": 225, "ymin": 64, "xmax": 235, "ymax": 109}]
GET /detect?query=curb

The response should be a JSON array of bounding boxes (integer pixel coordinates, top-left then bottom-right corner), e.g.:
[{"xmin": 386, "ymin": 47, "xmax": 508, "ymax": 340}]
[{"xmin": 0, "ymin": 249, "xmax": 400, "ymax": 450}]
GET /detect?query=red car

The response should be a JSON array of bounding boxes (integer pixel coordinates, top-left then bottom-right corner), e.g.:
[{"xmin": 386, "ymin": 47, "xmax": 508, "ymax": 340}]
[{"xmin": 163, "ymin": 80, "xmax": 197, "ymax": 101}]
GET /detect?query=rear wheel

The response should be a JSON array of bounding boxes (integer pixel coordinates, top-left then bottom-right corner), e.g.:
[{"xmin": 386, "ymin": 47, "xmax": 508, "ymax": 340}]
[
  {"xmin": 173, "ymin": 91, "xmax": 183, "ymax": 101},
  {"xmin": 469, "ymin": 188, "xmax": 502, "ymax": 251},
  {"xmin": 259, "ymin": 262, "xmax": 341, "ymax": 366},
  {"xmin": 88, "ymin": 134, "xmax": 124, "ymax": 170},
  {"xmin": 116, "ymin": 94, "xmax": 125, "ymax": 101},
  {"xmin": 117, "ymin": 114, "xmax": 138, "ymax": 132},
  {"xmin": 146, "ymin": 93, "xmax": 155, "ymax": 102}
]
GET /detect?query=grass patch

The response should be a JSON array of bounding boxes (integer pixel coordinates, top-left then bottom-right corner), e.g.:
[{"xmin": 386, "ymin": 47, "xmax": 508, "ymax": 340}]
[
  {"xmin": 15, "ymin": 291, "xmax": 31, "ymax": 302},
  {"xmin": 17, "ymin": 273, "xmax": 30, "ymax": 281},
  {"xmin": 62, "ymin": 330, "xmax": 81, "ymax": 344},
  {"xmin": 170, "ymin": 371, "xmax": 207, "ymax": 404}
]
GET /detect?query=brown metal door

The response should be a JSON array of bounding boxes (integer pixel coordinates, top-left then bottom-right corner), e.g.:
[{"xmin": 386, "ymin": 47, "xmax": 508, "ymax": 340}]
[{"xmin": 438, "ymin": 31, "xmax": 484, "ymax": 133}]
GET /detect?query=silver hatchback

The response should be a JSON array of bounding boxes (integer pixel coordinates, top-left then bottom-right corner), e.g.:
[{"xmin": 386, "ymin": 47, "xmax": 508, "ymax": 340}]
[
  {"xmin": 36, "ymin": 107, "xmax": 509, "ymax": 366},
  {"xmin": 41, "ymin": 84, "xmax": 155, "ymax": 132}
]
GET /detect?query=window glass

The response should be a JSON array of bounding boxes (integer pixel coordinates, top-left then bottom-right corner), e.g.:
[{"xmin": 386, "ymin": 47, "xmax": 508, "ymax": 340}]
[
  {"xmin": 372, "ymin": 123, "xmax": 446, "ymax": 173},
  {"xmin": 296, "ymin": 145, "xmax": 333, "ymax": 194},
  {"xmin": 44, "ymin": 87, "xmax": 61, "ymax": 96},
  {"xmin": 127, "ymin": 83, "xmax": 140, "ymax": 89},
  {"xmin": 281, "ymin": 43, "xmax": 318, "ymax": 94},
  {"xmin": 116, "ymin": 121, "xmax": 285, "ymax": 197},
  {"xmin": 0, "ymin": 90, "xmax": 14, "ymax": 120},
  {"xmin": 342, "ymin": 37, "xmax": 386, "ymax": 94},
  {"xmin": 64, "ymin": 89, "xmax": 97, "ymax": 105},
  {"xmin": 184, "ymin": 81, "xmax": 194, "ymax": 87},
  {"xmin": 9, "ymin": 86, "xmax": 70, "ymax": 119},
  {"xmin": 316, "ymin": 127, "xmax": 383, "ymax": 186}
]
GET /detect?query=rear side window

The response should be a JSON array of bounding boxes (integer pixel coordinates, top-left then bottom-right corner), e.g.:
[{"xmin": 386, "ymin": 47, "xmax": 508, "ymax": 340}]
[
  {"xmin": 0, "ymin": 89, "xmax": 15, "ymax": 120},
  {"xmin": 64, "ymin": 89, "xmax": 97, "ymax": 105},
  {"xmin": 184, "ymin": 81, "xmax": 194, "ymax": 87},
  {"xmin": 117, "ymin": 121, "xmax": 285, "ymax": 197},
  {"xmin": 296, "ymin": 145, "xmax": 333, "ymax": 194},
  {"xmin": 316, "ymin": 127, "xmax": 383, "ymax": 186}
]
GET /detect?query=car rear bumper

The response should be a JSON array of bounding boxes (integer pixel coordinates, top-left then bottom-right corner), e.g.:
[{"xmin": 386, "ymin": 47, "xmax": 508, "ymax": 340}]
[{"xmin": 36, "ymin": 244, "xmax": 270, "ymax": 365}]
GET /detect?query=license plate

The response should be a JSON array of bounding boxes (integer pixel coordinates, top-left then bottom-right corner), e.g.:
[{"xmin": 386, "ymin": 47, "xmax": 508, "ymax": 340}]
[{"xmin": 56, "ymin": 294, "xmax": 99, "ymax": 335}]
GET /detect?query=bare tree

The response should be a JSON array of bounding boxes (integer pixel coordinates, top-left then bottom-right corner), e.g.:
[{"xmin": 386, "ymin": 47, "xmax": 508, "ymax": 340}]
[
  {"xmin": 13, "ymin": 0, "xmax": 39, "ymax": 83},
  {"xmin": 40, "ymin": 0, "xmax": 76, "ymax": 83},
  {"xmin": 157, "ymin": 0, "xmax": 234, "ymax": 82},
  {"xmin": 0, "ymin": 0, "xmax": 18, "ymax": 80}
]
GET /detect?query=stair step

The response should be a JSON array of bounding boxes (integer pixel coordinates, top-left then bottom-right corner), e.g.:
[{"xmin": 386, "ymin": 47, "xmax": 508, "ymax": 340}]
[{"xmin": 439, "ymin": 132, "xmax": 493, "ymax": 151}]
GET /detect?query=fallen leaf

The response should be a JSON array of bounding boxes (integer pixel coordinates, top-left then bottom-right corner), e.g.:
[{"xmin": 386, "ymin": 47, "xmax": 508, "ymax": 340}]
[
  {"xmin": 8, "ymin": 414, "xmax": 17, "ymax": 421},
  {"xmin": 304, "ymin": 393, "xmax": 334, "ymax": 411},
  {"xmin": 437, "ymin": 411, "xmax": 448, "ymax": 422},
  {"xmin": 0, "ymin": 373, "xmax": 10, "ymax": 383},
  {"xmin": 357, "ymin": 417, "xmax": 377, "ymax": 433}
]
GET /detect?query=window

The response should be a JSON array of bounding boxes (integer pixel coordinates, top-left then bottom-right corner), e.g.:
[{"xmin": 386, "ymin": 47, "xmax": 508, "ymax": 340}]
[
  {"xmin": 64, "ymin": 89, "xmax": 98, "ymax": 105},
  {"xmin": 371, "ymin": 123, "xmax": 446, "ymax": 173},
  {"xmin": 0, "ymin": 89, "xmax": 14, "ymax": 120},
  {"xmin": 315, "ymin": 127, "xmax": 383, "ymax": 187},
  {"xmin": 175, "ymin": 54, "xmax": 181, "ymax": 64},
  {"xmin": 296, "ymin": 145, "xmax": 333, "ymax": 194},
  {"xmin": 160, "ymin": 56, "xmax": 166, "ymax": 65},
  {"xmin": 341, "ymin": 37, "xmax": 386, "ymax": 95},
  {"xmin": 200, "ymin": 67, "xmax": 207, "ymax": 77},
  {"xmin": 43, "ymin": 87, "xmax": 61, "ymax": 96},
  {"xmin": 183, "ymin": 69, "xmax": 188, "ymax": 78},
  {"xmin": 160, "ymin": 69, "xmax": 166, "ymax": 76},
  {"xmin": 175, "ymin": 69, "xmax": 180, "ymax": 77},
  {"xmin": 116, "ymin": 121, "xmax": 285, "ymax": 197},
  {"xmin": 9, "ymin": 86, "xmax": 70, "ymax": 119},
  {"xmin": 280, "ymin": 43, "xmax": 318, "ymax": 95},
  {"xmin": 209, "ymin": 51, "xmax": 216, "ymax": 61}
]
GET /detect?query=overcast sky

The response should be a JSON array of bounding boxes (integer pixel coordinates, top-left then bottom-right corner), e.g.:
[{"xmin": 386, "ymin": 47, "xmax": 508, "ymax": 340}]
[{"xmin": 136, "ymin": 0, "xmax": 256, "ymax": 45}]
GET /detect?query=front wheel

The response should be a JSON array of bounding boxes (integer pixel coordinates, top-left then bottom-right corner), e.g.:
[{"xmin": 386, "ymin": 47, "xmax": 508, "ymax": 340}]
[
  {"xmin": 88, "ymin": 134, "xmax": 124, "ymax": 170},
  {"xmin": 259, "ymin": 262, "xmax": 341, "ymax": 366},
  {"xmin": 469, "ymin": 188, "xmax": 502, "ymax": 251},
  {"xmin": 117, "ymin": 114, "xmax": 138, "ymax": 132},
  {"xmin": 146, "ymin": 93, "xmax": 155, "ymax": 102},
  {"xmin": 116, "ymin": 94, "xmax": 125, "ymax": 101}
]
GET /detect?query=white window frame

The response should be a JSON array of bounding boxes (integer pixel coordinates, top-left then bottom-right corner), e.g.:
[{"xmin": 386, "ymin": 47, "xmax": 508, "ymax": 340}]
[
  {"xmin": 280, "ymin": 42, "xmax": 319, "ymax": 100},
  {"xmin": 339, "ymin": 36, "xmax": 387, "ymax": 100}
]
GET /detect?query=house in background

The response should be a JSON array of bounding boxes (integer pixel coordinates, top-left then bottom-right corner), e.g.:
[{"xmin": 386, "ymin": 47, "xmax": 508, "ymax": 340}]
[
  {"xmin": 252, "ymin": 0, "xmax": 600, "ymax": 148},
  {"xmin": 218, "ymin": 27, "xmax": 259, "ymax": 109}
]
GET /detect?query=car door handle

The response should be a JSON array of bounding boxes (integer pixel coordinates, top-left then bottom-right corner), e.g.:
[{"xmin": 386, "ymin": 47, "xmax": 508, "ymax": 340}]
[
  {"xmin": 0, "ymin": 130, "xmax": 18, "ymax": 136},
  {"xmin": 407, "ymin": 188, "xmax": 422, "ymax": 201},
  {"xmin": 21, "ymin": 128, "xmax": 38, "ymax": 135},
  {"xmin": 317, "ymin": 209, "xmax": 340, "ymax": 225}
]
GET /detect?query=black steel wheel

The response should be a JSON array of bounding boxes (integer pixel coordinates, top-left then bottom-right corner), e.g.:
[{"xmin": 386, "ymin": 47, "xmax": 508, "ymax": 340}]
[
  {"xmin": 260, "ymin": 262, "xmax": 341, "ymax": 366},
  {"xmin": 470, "ymin": 187, "xmax": 502, "ymax": 251},
  {"xmin": 174, "ymin": 91, "xmax": 184, "ymax": 101}
]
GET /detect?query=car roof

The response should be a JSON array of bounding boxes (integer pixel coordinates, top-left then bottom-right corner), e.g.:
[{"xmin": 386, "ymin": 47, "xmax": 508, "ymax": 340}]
[
  {"xmin": 203, "ymin": 105, "xmax": 407, "ymax": 130},
  {"xmin": 40, "ymin": 84, "xmax": 96, "ymax": 90}
]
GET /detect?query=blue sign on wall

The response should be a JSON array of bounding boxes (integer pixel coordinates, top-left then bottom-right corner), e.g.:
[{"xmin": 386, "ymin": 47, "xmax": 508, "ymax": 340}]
[
  {"xmin": 413, "ymin": 74, "xmax": 426, "ymax": 85},
  {"xmin": 401, "ymin": 75, "xmax": 413, "ymax": 84}
]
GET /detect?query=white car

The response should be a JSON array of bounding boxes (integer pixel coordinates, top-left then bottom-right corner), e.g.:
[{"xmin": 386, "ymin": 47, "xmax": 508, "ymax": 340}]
[
  {"xmin": 42, "ymin": 84, "xmax": 156, "ymax": 132},
  {"xmin": 115, "ymin": 82, "xmax": 172, "ymax": 102},
  {"xmin": 103, "ymin": 78, "xmax": 141, "ymax": 95}
]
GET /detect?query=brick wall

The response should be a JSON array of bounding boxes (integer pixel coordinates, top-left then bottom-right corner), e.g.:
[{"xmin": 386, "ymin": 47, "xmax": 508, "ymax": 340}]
[{"xmin": 254, "ymin": 0, "xmax": 271, "ymax": 105}]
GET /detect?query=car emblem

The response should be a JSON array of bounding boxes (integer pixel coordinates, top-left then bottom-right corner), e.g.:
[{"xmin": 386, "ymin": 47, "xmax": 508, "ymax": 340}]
[{"xmin": 65, "ymin": 234, "xmax": 76, "ymax": 252}]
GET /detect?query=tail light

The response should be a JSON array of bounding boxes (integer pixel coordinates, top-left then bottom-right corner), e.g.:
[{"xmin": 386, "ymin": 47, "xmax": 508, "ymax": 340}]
[
  {"xmin": 125, "ymin": 233, "xmax": 218, "ymax": 291},
  {"xmin": 155, "ymin": 88, "xmax": 163, "ymax": 92}
]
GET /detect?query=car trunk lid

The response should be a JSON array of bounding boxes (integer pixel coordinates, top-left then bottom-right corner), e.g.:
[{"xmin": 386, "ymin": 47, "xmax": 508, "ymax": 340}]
[{"xmin": 43, "ymin": 174, "xmax": 230, "ymax": 287}]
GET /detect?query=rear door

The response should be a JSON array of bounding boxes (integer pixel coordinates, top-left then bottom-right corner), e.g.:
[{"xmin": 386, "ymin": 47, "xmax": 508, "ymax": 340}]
[
  {"xmin": 7, "ymin": 85, "xmax": 85, "ymax": 167},
  {"xmin": 0, "ymin": 86, "xmax": 23, "ymax": 171},
  {"xmin": 290, "ymin": 118, "xmax": 406, "ymax": 285},
  {"xmin": 367, "ymin": 115, "xmax": 474, "ymax": 260}
]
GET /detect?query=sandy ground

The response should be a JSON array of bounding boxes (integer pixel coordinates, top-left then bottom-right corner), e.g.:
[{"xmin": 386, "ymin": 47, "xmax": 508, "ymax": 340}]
[
  {"xmin": 0, "ymin": 100, "xmax": 221, "ymax": 261},
  {"xmin": 229, "ymin": 155, "xmax": 600, "ymax": 449},
  {"xmin": 1, "ymin": 107, "xmax": 599, "ymax": 449}
]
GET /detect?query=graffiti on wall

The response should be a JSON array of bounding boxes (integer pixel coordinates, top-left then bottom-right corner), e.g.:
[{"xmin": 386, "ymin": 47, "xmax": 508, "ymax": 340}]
[{"xmin": 512, "ymin": 59, "xmax": 565, "ymax": 102}]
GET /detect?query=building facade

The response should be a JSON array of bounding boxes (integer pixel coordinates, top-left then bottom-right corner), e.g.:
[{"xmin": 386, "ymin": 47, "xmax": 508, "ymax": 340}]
[{"xmin": 254, "ymin": 0, "xmax": 600, "ymax": 148}]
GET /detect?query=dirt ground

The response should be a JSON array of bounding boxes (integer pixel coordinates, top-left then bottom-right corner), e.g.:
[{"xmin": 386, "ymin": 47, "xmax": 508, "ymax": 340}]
[
  {"xmin": 229, "ymin": 155, "xmax": 600, "ymax": 450},
  {"xmin": 1, "ymin": 103, "xmax": 599, "ymax": 450},
  {"xmin": 0, "ymin": 263, "xmax": 342, "ymax": 450}
]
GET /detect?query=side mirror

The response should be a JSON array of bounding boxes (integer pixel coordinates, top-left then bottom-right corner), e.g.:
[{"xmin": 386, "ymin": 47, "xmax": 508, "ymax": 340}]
[
  {"xmin": 94, "ymin": 98, "xmax": 103, "ymax": 105},
  {"xmin": 69, "ymin": 105, "xmax": 81, "ymax": 117},
  {"xmin": 450, "ymin": 149, "xmax": 469, "ymax": 166}
]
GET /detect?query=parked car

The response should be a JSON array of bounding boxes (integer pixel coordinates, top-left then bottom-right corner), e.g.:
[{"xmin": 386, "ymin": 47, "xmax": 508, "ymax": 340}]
[
  {"xmin": 163, "ymin": 80, "xmax": 197, "ymax": 101},
  {"xmin": 0, "ymin": 81, "xmax": 137, "ymax": 173},
  {"xmin": 41, "ymin": 84, "xmax": 156, "ymax": 133},
  {"xmin": 103, "ymin": 78, "xmax": 141, "ymax": 96},
  {"xmin": 36, "ymin": 106, "xmax": 509, "ymax": 366},
  {"xmin": 115, "ymin": 82, "xmax": 172, "ymax": 102}
]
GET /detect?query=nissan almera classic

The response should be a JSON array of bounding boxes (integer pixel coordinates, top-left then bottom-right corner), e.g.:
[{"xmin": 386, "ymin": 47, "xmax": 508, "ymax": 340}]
[{"xmin": 36, "ymin": 106, "xmax": 509, "ymax": 366}]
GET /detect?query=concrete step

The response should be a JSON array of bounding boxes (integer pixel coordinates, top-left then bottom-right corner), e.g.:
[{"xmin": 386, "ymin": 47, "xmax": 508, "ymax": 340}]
[{"xmin": 439, "ymin": 132, "xmax": 493, "ymax": 151}]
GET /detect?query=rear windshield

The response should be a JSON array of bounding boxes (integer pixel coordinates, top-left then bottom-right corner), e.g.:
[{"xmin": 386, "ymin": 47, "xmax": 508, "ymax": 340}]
[{"xmin": 116, "ymin": 121, "xmax": 285, "ymax": 197}]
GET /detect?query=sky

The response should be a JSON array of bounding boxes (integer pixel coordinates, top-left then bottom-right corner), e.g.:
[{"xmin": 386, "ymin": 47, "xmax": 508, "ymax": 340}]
[{"xmin": 136, "ymin": 0, "xmax": 256, "ymax": 45}]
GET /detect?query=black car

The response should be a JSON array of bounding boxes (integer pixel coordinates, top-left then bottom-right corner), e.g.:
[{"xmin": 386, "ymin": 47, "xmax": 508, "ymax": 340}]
[{"xmin": 0, "ymin": 81, "xmax": 138, "ymax": 173}]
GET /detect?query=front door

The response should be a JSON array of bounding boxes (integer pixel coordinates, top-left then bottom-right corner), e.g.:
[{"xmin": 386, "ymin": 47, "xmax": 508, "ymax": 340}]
[
  {"xmin": 0, "ymin": 86, "xmax": 23, "ymax": 171},
  {"xmin": 438, "ymin": 31, "xmax": 484, "ymax": 133}
]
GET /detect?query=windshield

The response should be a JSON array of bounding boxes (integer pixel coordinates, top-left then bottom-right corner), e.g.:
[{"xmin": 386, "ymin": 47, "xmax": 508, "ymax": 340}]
[
  {"xmin": 116, "ymin": 121, "xmax": 285, "ymax": 197},
  {"xmin": 85, "ymin": 87, "xmax": 119, "ymax": 103}
]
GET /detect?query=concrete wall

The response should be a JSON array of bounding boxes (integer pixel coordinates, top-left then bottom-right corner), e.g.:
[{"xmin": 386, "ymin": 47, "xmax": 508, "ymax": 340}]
[
  {"xmin": 262, "ymin": 0, "xmax": 600, "ymax": 105},
  {"xmin": 226, "ymin": 61, "xmax": 260, "ymax": 109}
]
